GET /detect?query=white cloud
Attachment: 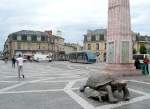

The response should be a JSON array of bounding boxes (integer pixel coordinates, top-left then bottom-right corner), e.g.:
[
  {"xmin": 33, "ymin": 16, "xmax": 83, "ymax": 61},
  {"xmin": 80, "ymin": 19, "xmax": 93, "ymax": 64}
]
[{"xmin": 0, "ymin": 0, "xmax": 150, "ymax": 50}]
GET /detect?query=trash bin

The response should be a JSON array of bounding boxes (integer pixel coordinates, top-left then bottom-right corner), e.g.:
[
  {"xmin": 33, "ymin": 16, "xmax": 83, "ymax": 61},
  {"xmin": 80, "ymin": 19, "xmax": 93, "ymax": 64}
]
[{"xmin": 140, "ymin": 63, "xmax": 149, "ymax": 75}]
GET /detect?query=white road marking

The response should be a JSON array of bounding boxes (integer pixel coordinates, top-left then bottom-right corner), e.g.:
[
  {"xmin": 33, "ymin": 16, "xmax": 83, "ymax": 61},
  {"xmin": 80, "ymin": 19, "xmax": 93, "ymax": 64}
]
[
  {"xmin": 64, "ymin": 81, "xmax": 95, "ymax": 109},
  {"xmin": 38, "ymin": 78, "xmax": 87, "ymax": 83},
  {"xmin": 67, "ymin": 65, "xmax": 74, "ymax": 69},
  {"xmin": 96, "ymin": 95, "xmax": 150, "ymax": 109},
  {"xmin": 0, "ymin": 77, "xmax": 56, "ymax": 92},
  {"xmin": 64, "ymin": 81, "xmax": 76, "ymax": 90},
  {"xmin": 128, "ymin": 80, "xmax": 150, "ymax": 85},
  {"xmin": 129, "ymin": 88, "xmax": 149, "ymax": 96},
  {"xmin": 96, "ymin": 88, "xmax": 150, "ymax": 109},
  {"xmin": 0, "ymin": 81, "xmax": 20, "ymax": 83},
  {"xmin": 0, "ymin": 82, "xmax": 27, "ymax": 92},
  {"xmin": 65, "ymin": 89, "xmax": 95, "ymax": 109},
  {"xmin": 27, "ymin": 75, "xmax": 81, "ymax": 79},
  {"xmin": 0, "ymin": 89, "xmax": 64, "ymax": 94},
  {"xmin": 0, "ymin": 76, "xmax": 17, "ymax": 79},
  {"xmin": 24, "ymin": 73, "xmax": 77, "ymax": 77},
  {"xmin": 64, "ymin": 80, "xmax": 150, "ymax": 109},
  {"xmin": 2, "ymin": 62, "xmax": 150, "ymax": 109}
]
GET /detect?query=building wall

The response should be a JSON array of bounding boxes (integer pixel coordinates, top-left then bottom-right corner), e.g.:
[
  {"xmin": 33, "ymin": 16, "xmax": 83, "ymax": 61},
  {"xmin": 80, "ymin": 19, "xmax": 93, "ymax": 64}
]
[
  {"xmin": 64, "ymin": 45, "xmax": 76, "ymax": 54},
  {"xmin": 3, "ymin": 30, "xmax": 65, "ymax": 59},
  {"xmin": 83, "ymin": 29, "xmax": 107, "ymax": 62},
  {"xmin": 63, "ymin": 43, "xmax": 82, "ymax": 54},
  {"xmin": 133, "ymin": 41, "xmax": 150, "ymax": 54},
  {"xmin": 84, "ymin": 42, "xmax": 106, "ymax": 61},
  {"xmin": 84, "ymin": 30, "xmax": 150, "ymax": 62}
]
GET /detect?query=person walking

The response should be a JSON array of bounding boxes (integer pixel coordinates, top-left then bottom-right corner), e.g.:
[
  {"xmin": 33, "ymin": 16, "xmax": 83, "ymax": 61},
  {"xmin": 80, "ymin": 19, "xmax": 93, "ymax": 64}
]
[
  {"xmin": 134, "ymin": 58, "xmax": 141, "ymax": 69},
  {"xmin": 12, "ymin": 56, "xmax": 16, "ymax": 68},
  {"xmin": 143, "ymin": 55, "xmax": 149, "ymax": 75},
  {"xmin": 16, "ymin": 54, "xmax": 25, "ymax": 78}
]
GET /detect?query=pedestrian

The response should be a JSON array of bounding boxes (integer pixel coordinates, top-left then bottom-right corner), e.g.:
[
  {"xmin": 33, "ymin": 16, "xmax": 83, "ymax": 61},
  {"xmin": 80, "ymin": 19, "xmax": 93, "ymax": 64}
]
[
  {"xmin": 16, "ymin": 54, "xmax": 25, "ymax": 78},
  {"xmin": 143, "ymin": 55, "xmax": 149, "ymax": 75},
  {"xmin": 134, "ymin": 58, "xmax": 141, "ymax": 69},
  {"xmin": 12, "ymin": 56, "xmax": 16, "ymax": 68},
  {"xmin": 96, "ymin": 55, "xmax": 99, "ymax": 63}
]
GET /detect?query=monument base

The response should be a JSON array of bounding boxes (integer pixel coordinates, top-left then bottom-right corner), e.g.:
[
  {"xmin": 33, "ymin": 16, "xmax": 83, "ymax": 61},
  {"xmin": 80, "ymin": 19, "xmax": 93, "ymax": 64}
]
[{"xmin": 103, "ymin": 64, "xmax": 142, "ymax": 77}]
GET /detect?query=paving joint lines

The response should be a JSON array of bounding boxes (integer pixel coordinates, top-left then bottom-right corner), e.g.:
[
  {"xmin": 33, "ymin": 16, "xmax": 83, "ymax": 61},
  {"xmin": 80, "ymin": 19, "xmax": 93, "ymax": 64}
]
[{"xmin": 65, "ymin": 79, "xmax": 150, "ymax": 109}]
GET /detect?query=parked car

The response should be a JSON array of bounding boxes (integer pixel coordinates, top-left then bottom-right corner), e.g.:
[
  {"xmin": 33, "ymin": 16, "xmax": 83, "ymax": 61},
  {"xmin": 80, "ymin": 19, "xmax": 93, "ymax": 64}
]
[
  {"xmin": 23, "ymin": 58, "xmax": 27, "ymax": 62},
  {"xmin": 33, "ymin": 54, "xmax": 50, "ymax": 62}
]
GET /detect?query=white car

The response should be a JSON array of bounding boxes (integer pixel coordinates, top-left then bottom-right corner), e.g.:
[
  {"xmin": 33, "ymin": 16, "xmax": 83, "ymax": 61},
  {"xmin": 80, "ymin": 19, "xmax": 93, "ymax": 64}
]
[
  {"xmin": 23, "ymin": 58, "xmax": 27, "ymax": 62},
  {"xmin": 33, "ymin": 54, "xmax": 49, "ymax": 62}
]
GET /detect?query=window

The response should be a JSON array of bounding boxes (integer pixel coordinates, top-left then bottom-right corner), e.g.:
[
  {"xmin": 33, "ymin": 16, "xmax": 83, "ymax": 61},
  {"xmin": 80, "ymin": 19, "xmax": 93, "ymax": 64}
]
[
  {"xmin": 17, "ymin": 43, "xmax": 21, "ymax": 49},
  {"xmin": 96, "ymin": 43, "xmax": 99, "ymax": 50},
  {"xmin": 88, "ymin": 44, "xmax": 91, "ymax": 50},
  {"xmin": 21, "ymin": 34, "xmax": 27, "ymax": 41},
  {"xmin": 31, "ymin": 35, "xmax": 37, "ymax": 41},
  {"xmin": 84, "ymin": 35, "xmax": 87, "ymax": 42},
  {"xmin": 87, "ymin": 36, "xmax": 91, "ymax": 41},
  {"xmin": 12, "ymin": 34, "xmax": 17, "ymax": 40},
  {"xmin": 96, "ymin": 35, "xmax": 99, "ymax": 41},
  {"xmin": 77, "ymin": 53, "xmax": 84, "ymax": 60},
  {"xmin": 91, "ymin": 35, "xmax": 96, "ymax": 41},
  {"xmin": 27, "ymin": 35, "xmax": 31, "ymax": 41},
  {"xmin": 100, "ymin": 34, "xmax": 104, "ymax": 40},
  {"xmin": 17, "ymin": 36, "xmax": 21, "ymax": 41},
  {"xmin": 37, "ymin": 35, "xmax": 41, "ymax": 41},
  {"xmin": 41, "ymin": 36, "xmax": 46, "ymax": 41}
]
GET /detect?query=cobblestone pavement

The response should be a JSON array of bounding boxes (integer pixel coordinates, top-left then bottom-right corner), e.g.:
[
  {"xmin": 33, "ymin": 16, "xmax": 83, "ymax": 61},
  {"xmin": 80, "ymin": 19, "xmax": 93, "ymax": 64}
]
[{"xmin": 0, "ymin": 61, "xmax": 150, "ymax": 109}]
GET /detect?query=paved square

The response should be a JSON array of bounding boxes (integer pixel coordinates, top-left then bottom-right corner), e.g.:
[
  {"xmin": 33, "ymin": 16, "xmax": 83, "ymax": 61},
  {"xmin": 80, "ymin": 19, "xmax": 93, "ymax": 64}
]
[{"xmin": 0, "ymin": 61, "xmax": 150, "ymax": 109}]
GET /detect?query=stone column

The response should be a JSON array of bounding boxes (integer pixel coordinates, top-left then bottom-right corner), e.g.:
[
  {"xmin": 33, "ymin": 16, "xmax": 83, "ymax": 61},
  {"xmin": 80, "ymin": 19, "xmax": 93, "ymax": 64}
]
[{"xmin": 105, "ymin": 0, "xmax": 141, "ymax": 76}]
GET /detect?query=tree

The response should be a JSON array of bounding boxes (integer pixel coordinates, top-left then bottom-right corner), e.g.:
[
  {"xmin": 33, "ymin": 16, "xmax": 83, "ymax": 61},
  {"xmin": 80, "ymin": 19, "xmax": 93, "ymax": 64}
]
[{"xmin": 140, "ymin": 44, "xmax": 147, "ymax": 54}]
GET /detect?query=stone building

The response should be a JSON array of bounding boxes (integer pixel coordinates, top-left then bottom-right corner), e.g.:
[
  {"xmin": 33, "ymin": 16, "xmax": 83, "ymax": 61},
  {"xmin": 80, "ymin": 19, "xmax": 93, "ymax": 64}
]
[
  {"xmin": 3, "ymin": 30, "xmax": 64, "ymax": 59},
  {"xmin": 83, "ymin": 29, "xmax": 107, "ymax": 62},
  {"xmin": 50, "ymin": 35, "xmax": 65, "ymax": 61},
  {"xmin": 133, "ymin": 33, "xmax": 150, "ymax": 54},
  {"xmin": 64, "ymin": 43, "xmax": 82, "ymax": 54},
  {"xmin": 83, "ymin": 29, "xmax": 150, "ymax": 62}
]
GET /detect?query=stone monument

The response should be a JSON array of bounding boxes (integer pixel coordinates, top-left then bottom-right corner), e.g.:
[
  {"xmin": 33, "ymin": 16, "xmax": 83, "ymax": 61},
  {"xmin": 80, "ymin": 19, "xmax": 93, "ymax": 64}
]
[
  {"xmin": 80, "ymin": 73, "xmax": 130, "ymax": 103},
  {"xmin": 105, "ymin": 0, "xmax": 141, "ymax": 76},
  {"xmin": 80, "ymin": 0, "xmax": 134, "ymax": 103}
]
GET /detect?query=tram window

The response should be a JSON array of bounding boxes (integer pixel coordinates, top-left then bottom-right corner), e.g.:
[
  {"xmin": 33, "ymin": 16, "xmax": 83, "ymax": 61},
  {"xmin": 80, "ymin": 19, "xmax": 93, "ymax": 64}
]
[
  {"xmin": 77, "ymin": 53, "xmax": 84, "ymax": 60},
  {"xmin": 85, "ymin": 53, "xmax": 88, "ymax": 60},
  {"xmin": 72, "ymin": 54, "xmax": 76, "ymax": 59}
]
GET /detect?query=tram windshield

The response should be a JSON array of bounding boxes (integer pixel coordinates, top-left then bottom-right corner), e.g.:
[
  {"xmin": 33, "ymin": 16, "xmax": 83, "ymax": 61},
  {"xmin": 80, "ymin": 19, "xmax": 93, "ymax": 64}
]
[{"xmin": 86, "ymin": 52, "xmax": 96, "ymax": 59}]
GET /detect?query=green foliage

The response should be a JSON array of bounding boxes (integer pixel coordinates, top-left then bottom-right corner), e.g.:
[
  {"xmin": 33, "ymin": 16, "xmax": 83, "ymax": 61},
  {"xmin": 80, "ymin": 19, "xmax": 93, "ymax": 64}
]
[
  {"xmin": 140, "ymin": 44, "xmax": 147, "ymax": 54},
  {"xmin": 133, "ymin": 48, "xmax": 137, "ymax": 54}
]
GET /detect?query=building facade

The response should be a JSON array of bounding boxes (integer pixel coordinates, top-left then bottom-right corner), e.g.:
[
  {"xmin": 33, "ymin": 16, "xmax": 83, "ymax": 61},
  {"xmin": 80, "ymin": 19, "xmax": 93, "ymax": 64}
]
[
  {"xmin": 3, "ymin": 30, "xmax": 83, "ymax": 60},
  {"xmin": 133, "ymin": 33, "xmax": 150, "ymax": 54},
  {"xmin": 84, "ymin": 29, "xmax": 107, "ymax": 62},
  {"xmin": 3, "ymin": 30, "xmax": 64, "ymax": 59},
  {"xmin": 64, "ymin": 43, "xmax": 82, "ymax": 54},
  {"xmin": 84, "ymin": 29, "xmax": 150, "ymax": 62}
]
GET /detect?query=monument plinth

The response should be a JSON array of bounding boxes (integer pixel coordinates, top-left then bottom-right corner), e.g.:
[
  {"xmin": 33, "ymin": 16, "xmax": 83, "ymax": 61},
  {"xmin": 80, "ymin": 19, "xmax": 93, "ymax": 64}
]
[{"xmin": 104, "ymin": 0, "xmax": 141, "ymax": 76}]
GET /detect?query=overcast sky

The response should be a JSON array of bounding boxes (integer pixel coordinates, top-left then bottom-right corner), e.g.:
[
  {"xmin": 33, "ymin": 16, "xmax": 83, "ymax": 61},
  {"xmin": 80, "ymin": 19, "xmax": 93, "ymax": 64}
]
[{"xmin": 0, "ymin": 0, "xmax": 150, "ymax": 50}]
